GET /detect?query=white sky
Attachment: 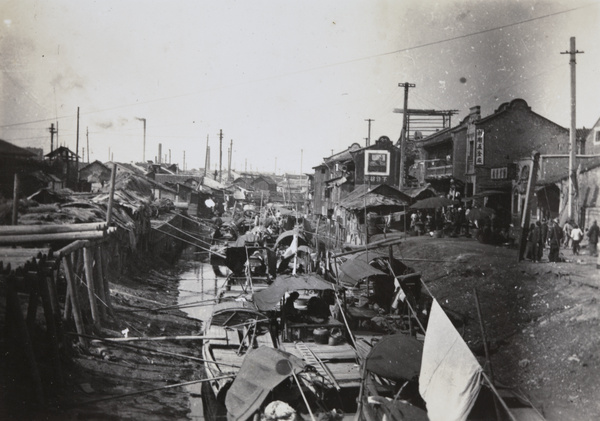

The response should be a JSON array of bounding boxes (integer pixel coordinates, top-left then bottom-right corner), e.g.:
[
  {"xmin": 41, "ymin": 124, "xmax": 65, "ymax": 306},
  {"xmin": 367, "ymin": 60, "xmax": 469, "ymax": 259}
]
[{"xmin": 1, "ymin": 0, "xmax": 599, "ymax": 174}]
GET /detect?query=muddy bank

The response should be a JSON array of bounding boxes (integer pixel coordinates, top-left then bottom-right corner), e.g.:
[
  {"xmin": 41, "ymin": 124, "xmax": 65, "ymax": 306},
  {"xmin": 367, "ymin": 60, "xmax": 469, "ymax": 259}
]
[{"xmin": 1, "ymin": 250, "xmax": 205, "ymax": 421}]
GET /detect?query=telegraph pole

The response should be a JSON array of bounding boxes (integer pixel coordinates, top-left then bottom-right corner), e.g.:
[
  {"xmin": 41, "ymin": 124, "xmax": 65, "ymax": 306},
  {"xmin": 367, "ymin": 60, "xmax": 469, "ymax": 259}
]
[
  {"xmin": 219, "ymin": 129, "xmax": 223, "ymax": 183},
  {"xmin": 75, "ymin": 106, "xmax": 80, "ymax": 189},
  {"xmin": 228, "ymin": 139, "xmax": 232, "ymax": 182},
  {"xmin": 204, "ymin": 135, "xmax": 209, "ymax": 177},
  {"xmin": 398, "ymin": 83, "xmax": 415, "ymax": 189},
  {"xmin": 86, "ymin": 127, "xmax": 90, "ymax": 163},
  {"xmin": 365, "ymin": 119, "xmax": 374, "ymax": 147},
  {"xmin": 561, "ymin": 37, "xmax": 583, "ymax": 221}
]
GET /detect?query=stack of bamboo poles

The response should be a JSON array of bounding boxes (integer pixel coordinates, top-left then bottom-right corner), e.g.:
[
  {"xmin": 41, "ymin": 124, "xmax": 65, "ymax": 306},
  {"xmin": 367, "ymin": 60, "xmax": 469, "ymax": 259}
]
[
  {"xmin": 0, "ymin": 223, "xmax": 117, "ymax": 406},
  {"xmin": 1, "ymin": 248, "xmax": 61, "ymax": 406}
]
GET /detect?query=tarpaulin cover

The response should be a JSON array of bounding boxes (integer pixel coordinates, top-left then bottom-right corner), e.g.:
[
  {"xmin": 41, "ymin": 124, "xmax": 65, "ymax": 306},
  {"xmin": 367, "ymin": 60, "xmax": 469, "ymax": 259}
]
[
  {"xmin": 273, "ymin": 230, "xmax": 307, "ymax": 249},
  {"xmin": 366, "ymin": 333, "xmax": 423, "ymax": 381},
  {"xmin": 253, "ymin": 273, "xmax": 335, "ymax": 311},
  {"xmin": 419, "ymin": 299, "xmax": 483, "ymax": 421},
  {"xmin": 338, "ymin": 258, "xmax": 386, "ymax": 286},
  {"xmin": 225, "ymin": 347, "xmax": 305, "ymax": 421}
]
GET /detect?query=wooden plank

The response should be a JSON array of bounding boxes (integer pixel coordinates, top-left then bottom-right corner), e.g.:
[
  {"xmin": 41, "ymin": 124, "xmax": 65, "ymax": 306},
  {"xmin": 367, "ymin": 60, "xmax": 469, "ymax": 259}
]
[{"xmin": 0, "ymin": 222, "xmax": 106, "ymax": 235}]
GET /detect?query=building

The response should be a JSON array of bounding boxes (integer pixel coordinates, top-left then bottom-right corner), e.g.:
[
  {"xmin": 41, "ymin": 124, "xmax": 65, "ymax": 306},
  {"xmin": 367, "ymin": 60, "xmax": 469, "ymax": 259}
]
[{"xmin": 412, "ymin": 99, "xmax": 570, "ymax": 224}]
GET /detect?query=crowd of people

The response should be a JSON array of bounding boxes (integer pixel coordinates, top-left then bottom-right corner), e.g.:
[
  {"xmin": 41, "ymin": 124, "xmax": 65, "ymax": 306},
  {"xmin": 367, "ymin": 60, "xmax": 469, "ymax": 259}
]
[{"xmin": 524, "ymin": 219, "xmax": 600, "ymax": 262}]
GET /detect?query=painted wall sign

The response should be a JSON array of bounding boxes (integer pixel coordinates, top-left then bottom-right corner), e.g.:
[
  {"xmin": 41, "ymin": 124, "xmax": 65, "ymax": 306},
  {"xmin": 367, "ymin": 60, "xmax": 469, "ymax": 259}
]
[
  {"xmin": 364, "ymin": 150, "xmax": 391, "ymax": 176},
  {"xmin": 475, "ymin": 129, "xmax": 484, "ymax": 165}
]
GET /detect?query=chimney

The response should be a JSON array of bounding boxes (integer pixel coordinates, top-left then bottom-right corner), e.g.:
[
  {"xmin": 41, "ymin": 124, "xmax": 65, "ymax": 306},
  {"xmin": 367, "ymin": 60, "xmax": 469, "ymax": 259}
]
[
  {"xmin": 469, "ymin": 106, "xmax": 481, "ymax": 122},
  {"xmin": 158, "ymin": 143, "xmax": 162, "ymax": 164}
]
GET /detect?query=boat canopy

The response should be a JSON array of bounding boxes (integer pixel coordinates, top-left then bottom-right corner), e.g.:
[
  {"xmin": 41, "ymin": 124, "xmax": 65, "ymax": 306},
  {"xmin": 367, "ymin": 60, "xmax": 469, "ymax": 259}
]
[
  {"xmin": 253, "ymin": 273, "xmax": 336, "ymax": 311},
  {"xmin": 209, "ymin": 301, "xmax": 269, "ymax": 328},
  {"xmin": 365, "ymin": 333, "xmax": 423, "ymax": 381},
  {"xmin": 225, "ymin": 347, "xmax": 305, "ymax": 421},
  {"xmin": 338, "ymin": 257, "xmax": 386, "ymax": 286}
]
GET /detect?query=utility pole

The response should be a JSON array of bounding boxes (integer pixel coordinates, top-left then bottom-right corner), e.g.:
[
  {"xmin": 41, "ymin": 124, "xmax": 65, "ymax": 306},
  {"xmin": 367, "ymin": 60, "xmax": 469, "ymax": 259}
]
[
  {"xmin": 204, "ymin": 134, "xmax": 209, "ymax": 177},
  {"xmin": 300, "ymin": 149, "xmax": 303, "ymax": 176},
  {"xmin": 219, "ymin": 129, "xmax": 223, "ymax": 183},
  {"xmin": 275, "ymin": 157, "xmax": 277, "ymax": 175},
  {"xmin": 75, "ymin": 106, "xmax": 80, "ymax": 190},
  {"xmin": 86, "ymin": 126, "xmax": 90, "ymax": 163},
  {"xmin": 48, "ymin": 123, "xmax": 57, "ymax": 153},
  {"xmin": 228, "ymin": 139, "xmax": 232, "ymax": 182},
  {"xmin": 183, "ymin": 151, "xmax": 186, "ymax": 172},
  {"xmin": 365, "ymin": 118, "xmax": 374, "ymax": 147},
  {"xmin": 561, "ymin": 37, "xmax": 583, "ymax": 221},
  {"xmin": 398, "ymin": 82, "xmax": 415, "ymax": 189}
]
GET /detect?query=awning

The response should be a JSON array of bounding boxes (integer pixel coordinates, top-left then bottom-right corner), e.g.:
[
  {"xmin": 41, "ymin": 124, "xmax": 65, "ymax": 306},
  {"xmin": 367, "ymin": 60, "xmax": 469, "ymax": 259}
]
[
  {"xmin": 253, "ymin": 273, "xmax": 336, "ymax": 311},
  {"xmin": 338, "ymin": 258, "xmax": 386, "ymax": 286},
  {"xmin": 366, "ymin": 333, "xmax": 423, "ymax": 381}
]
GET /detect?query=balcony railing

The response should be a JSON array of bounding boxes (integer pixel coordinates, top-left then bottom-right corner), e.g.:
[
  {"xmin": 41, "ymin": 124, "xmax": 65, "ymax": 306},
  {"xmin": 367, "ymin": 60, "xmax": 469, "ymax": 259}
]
[{"xmin": 411, "ymin": 159, "xmax": 453, "ymax": 183}]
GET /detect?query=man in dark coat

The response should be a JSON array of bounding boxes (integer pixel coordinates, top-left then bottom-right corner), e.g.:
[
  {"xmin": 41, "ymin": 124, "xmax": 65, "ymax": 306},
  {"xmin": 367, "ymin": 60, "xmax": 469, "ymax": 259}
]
[
  {"xmin": 536, "ymin": 221, "xmax": 544, "ymax": 261},
  {"xmin": 548, "ymin": 219, "xmax": 563, "ymax": 262},
  {"xmin": 587, "ymin": 220, "xmax": 600, "ymax": 257},
  {"xmin": 541, "ymin": 220, "xmax": 549, "ymax": 248}
]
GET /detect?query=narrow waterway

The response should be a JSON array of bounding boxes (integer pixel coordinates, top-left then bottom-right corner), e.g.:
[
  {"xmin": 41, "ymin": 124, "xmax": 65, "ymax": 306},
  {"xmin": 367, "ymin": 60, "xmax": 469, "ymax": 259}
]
[{"xmin": 177, "ymin": 256, "xmax": 230, "ymax": 420}]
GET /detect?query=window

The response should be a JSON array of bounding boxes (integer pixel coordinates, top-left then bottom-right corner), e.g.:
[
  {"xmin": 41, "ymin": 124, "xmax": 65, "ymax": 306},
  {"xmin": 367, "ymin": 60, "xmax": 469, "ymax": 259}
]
[
  {"xmin": 595, "ymin": 129, "xmax": 600, "ymax": 144},
  {"xmin": 491, "ymin": 167, "xmax": 508, "ymax": 180}
]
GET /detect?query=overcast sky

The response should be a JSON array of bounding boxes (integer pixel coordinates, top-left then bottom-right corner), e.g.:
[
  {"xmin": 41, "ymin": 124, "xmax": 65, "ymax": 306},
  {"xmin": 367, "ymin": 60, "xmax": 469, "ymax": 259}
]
[{"xmin": 1, "ymin": 0, "xmax": 599, "ymax": 175}]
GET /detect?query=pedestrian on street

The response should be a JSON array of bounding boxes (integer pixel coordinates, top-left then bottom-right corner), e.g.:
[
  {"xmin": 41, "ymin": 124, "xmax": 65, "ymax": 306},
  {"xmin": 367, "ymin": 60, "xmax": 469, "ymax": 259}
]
[
  {"xmin": 525, "ymin": 223, "xmax": 536, "ymax": 261},
  {"xmin": 536, "ymin": 221, "xmax": 544, "ymax": 261},
  {"xmin": 587, "ymin": 220, "xmax": 600, "ymax": 257},
  {"xmin": 570, "ymin": 223, "xmax": 583, "ymax": 255},
  {"xmin": 548, "ymin": 219, "xmax": 563, "ymax": 263},
  {"xmin": 563, "ymin": 220, "xmax": 573, "ymax": 249},
  {"xmin": 541, "ymin": 220, "xmax": 549, "ymax": 249}
]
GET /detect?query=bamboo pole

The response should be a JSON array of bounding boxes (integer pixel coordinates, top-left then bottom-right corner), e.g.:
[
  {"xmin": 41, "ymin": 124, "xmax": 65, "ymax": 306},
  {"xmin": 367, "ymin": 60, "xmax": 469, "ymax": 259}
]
[
  {"xmin": 0, "ymin": 222, "xmax": 106, "ymax": 235},
  {"xmin": 0, "ymin": 230, "xmax": 111, "ymax": 245},
  {"xmin": 62, "ymin": 256, "xmax": 86, "ymax": 346},
  {"xmin": 92, "ymin": 246, "xmax": 107, "ymax": 319},
  {"xmin": 37, "ymin": 271, "xmax": 63, "ymax": 384},
  {"xmin": 12, "ymin": 173, "xmax": 19, "ymax": 225},
  {"xmin": 102, "ymin": 335, "xmax": 227, "ymax": 342},
  {"xmin": 106, "ymin": 163, "xmax": 117, "ymax": 225},
  {"xmin": 71, "ymin": 376, "xmax": 235, "ymax": 407},
  {"xmin": 97, "ymin": 245, "xmax": 113, "ymax": 315},
  {"xmin": 6, "ymin": 275, "xmax": 45, "ymax": 405},
  {"xmin": 83, "ymin": 247, "xmax": 101, "ymax": 330}
]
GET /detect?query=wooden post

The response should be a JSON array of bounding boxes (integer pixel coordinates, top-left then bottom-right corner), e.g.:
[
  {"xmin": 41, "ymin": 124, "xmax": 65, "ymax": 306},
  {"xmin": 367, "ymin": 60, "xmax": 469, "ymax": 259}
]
[
  {"xmin": 97, "ymin": 245, "xmax": 113, "ymax": 315},
  {"xmin": 62, "ymin": 255, "xmax": 86, "ymax": 346},
  {"xmin": 26, "ymin": 284, "xmax": 39, "ymax": 334},
  {"xmin": 6, "ymin": 275, "xmax": 45, "ymax": 405},
  {"xmin": 518, "ymin": 152, "xmax": 540, "ymax": 261},
  {"xmin": 12, "ymin": 173, "xmax": 19, "ymax": 225},
  {"xmin": 93, "ymin": 246, "xmax": 107, "ymax": 318},
  {"xmin": 106, "ymin": 163, "xmax": 117, "ymax": 225},
  {"xmin": 37, "ymin": 271, "xmax": 63, "ymax": 384},
  {"xmin": 83, "ymin": 247, "xmax": 101, "ymax": 330}
]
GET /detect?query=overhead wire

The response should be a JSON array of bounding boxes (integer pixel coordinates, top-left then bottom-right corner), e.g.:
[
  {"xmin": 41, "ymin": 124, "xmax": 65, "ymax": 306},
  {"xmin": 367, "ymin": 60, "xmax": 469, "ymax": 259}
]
[{"xmin": 0, "ymin": 3, "xmax": 591, "ymax": 130}]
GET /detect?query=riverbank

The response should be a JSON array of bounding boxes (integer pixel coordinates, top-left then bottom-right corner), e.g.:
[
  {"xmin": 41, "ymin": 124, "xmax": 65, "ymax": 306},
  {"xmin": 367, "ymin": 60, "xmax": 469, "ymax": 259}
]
[{"xmin": 2, "ymin": 250, "xmax": 205, "ymax": 421}]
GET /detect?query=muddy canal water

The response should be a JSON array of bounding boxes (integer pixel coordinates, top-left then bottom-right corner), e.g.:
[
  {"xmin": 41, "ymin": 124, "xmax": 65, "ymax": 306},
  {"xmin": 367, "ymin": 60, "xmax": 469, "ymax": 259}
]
[{"xmin": 177, "ymin": 259, "xmax": 230, "ymax": 420}]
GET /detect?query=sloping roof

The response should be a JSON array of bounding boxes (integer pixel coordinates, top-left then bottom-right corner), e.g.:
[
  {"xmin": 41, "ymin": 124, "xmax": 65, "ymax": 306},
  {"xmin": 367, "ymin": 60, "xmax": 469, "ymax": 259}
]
[
  {"xmin": 401, "ymin": 184, "xmax": 438, "ymax": 199},
  {"xmin": 539, "ymin": 156, "xmax": 600, "ymax": 185},
  {"xmin": 0, "ymin": 139, "xmax": 38, "ymax": 158},
  {"xmin": 45, "ymin": 146, "xmax": 78, "ymax": 159},
  {"xmin": 323, "ymin": 142, "xmax": 363, "ymax": 164},
  {"xmin": 154, "ymin": 174, "xmax": 200, "ymax": 185},
  {"xmin": 339, "ymin": 184, "xmax": 411, "ymax": 210}
]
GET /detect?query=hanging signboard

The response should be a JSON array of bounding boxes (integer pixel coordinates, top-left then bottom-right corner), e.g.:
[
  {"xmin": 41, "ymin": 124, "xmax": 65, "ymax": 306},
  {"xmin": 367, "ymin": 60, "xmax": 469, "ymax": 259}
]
[{"xmin": 475, "ymin": 129, "xmax": 484, "ymax": 165}]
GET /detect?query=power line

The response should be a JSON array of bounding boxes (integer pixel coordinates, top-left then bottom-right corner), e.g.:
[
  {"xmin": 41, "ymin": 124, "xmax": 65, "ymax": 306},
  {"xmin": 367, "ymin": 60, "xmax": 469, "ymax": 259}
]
[{"xmin": 0, "ymin": 3, "xmax": 591, "ymax": 130}]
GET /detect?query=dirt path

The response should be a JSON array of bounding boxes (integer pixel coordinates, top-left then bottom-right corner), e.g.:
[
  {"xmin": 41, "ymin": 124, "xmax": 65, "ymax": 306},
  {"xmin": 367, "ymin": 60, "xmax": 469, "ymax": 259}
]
[{"xmin": 388, "ymin": 235, "xmax": 600, "ymax": 421}]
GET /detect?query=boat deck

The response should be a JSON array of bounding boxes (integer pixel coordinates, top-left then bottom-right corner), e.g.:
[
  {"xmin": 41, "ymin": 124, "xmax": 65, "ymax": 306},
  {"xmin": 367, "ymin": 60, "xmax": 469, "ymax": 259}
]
[{"xmin": 282, "ymin": 340, "xmax": 361, "ymax": 389}]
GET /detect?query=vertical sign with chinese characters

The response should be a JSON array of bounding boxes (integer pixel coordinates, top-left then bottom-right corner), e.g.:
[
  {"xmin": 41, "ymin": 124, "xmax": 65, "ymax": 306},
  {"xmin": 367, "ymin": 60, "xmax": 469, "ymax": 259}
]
[{"xmin": 475, "ymin": 129, "xmax": 484, "ymax": 165}]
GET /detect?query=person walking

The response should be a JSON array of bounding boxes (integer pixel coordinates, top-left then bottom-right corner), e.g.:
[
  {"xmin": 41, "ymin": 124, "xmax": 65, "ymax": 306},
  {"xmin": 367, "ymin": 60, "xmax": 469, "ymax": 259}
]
[
  {"xmin": 541, "ymin": 220, "xmax": 549, "ymax": 250},
  {"xmin": 524, "ymin": 223, "xmax": 536, "ymax": 261},
  {"xmin": 563, "ymin": 220, "xmax": 573, "ymax": 249},
  {"xmin": 587, "ymin": 220, "xmax": 600, "ymax": 257},
  {"xmin": 548, "ymin": 219, "xmax": 563, "ymax": 262},
  {"xmin": 570, "ymin": 223, "xmax": 584, "ymax": 256},
  {"xmin": 535, "ymin": 221, "xmax": 544, "ymax": 262}
]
